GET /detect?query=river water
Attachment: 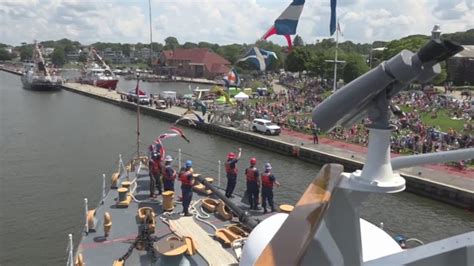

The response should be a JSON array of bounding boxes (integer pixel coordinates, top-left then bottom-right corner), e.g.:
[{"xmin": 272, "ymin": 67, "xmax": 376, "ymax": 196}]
[{"xmin": 0, "ymin": 71, "xmax": 472, "ymax": 265}]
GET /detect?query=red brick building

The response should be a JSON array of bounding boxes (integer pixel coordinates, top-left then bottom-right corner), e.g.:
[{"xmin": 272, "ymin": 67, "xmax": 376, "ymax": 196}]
[{"xmin": 154, "ymin": 48, "xmax": 230, "ymax": 80}]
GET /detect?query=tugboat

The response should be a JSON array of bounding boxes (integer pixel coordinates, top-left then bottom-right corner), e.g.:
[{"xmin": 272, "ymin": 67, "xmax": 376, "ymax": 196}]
[
  {"xmin": 78, "ymin": 48, "xmax": 118, "ymax": 90},
  {"xmin": 21, "ymin": 41, "xmax": 63, "ymax": 91},
  {"xmin": 66, "ymin": 28, "xmax": 474, "ymax": 266}
]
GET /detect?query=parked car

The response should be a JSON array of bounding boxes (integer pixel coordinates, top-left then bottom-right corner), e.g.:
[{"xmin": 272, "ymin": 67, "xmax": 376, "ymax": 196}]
[
  {"xmin": 252, "ymin": 118, "xmax": 281, "ymax": 135},
  {"xmin": 126, "ymin": 91, "xmax": 150, "ymax": 105},
  {"xmin": 155, "ymin": 99, "xmax": 167, "ymax": 109}
]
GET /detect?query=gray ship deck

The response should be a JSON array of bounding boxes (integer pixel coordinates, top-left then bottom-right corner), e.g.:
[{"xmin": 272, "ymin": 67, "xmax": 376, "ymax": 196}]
[{"xmin": 77, "ymin": 163, "xmax": 274, "ymax": 265}]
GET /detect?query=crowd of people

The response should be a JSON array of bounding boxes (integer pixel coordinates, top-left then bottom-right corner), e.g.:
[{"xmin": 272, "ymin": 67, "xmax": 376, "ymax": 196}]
[{"xmin": 237, "ymin": 74, "xmax": 473, "ymax": 165}]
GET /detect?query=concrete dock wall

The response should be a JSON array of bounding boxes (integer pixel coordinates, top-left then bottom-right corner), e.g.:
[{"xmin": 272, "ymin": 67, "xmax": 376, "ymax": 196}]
[
  {"xmin": 2, "ymin": 67, "xmax": 472, "ymax": 210},
  {"xmin": 59, "ymin": 83, "xmax": 474, "ymax": 210}
]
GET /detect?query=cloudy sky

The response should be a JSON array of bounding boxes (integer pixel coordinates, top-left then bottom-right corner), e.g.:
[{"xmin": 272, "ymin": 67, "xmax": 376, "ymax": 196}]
[{"xmin": 0, "ymin": 0, "xmax": 472, "ymax": 46}]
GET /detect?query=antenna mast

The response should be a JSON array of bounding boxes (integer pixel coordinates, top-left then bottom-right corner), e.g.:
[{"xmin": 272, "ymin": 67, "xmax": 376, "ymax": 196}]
[
  {"xmin": 136, "ymin": 73, "xmax": 141, "ymax": 159},
  {"xmin": 148, "ymin": 0, "xmax": 154, "ymax": 68}
]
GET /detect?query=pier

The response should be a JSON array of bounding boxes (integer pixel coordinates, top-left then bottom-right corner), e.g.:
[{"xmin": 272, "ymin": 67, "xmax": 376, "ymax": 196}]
[{"xmin": 2, "ymin": 67, "xmax": 473, "ymax": 210}]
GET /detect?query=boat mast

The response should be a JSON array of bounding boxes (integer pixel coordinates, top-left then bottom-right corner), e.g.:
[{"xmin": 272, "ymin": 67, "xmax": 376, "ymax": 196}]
[
  {"xmin": 34, "ymin": 41, "xmax": 51, "ymax": 78},
  {"xmin": 324, "ymin": 20, "xmax": 345, "ymax": 92},
  {"xmin": 136, "ymin": 73, "xmax": 141, "ymax": 159},
  {"xmin": 148, "ymin": 0, "xmax": 154, "ymax": 68}
]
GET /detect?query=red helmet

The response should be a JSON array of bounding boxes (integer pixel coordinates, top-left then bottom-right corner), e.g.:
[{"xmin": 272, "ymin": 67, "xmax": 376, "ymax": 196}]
[
  {"xmin": 227, "ymin": 152, "xmax": 236, "ymax": 159},
  {"xmin": 250, "ymin": 157, "xmax": 257, "ymax": 165}
]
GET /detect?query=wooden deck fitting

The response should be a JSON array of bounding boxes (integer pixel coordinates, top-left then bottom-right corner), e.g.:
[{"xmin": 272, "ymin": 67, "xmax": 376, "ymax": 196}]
[{"xmin": 110, "ymin": 172, "xmax": 120, "ymax": 188}]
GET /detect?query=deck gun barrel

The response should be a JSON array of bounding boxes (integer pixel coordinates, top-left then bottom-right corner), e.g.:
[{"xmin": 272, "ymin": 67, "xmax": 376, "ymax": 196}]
[{"xmin": 195, "ymin": 175, "xmax": 260, "ymax": 229}]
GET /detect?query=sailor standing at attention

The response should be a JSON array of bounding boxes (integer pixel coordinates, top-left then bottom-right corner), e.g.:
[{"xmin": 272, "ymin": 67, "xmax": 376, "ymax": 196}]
[
  {"xmin": 179, "ymin": 160, "xmax": 194, "ymax": 216},
  {"xmin": 261, "ymin": 163, "xmax": 280, "ymax": 214},
  {"xmin": 161, "ymin": 155, "xmax": 177, "ymax": 192},
  {"xmin": 245, "ymin": 157, "xmax": 260, "ymax": 210},
  {"xmin": 225, "ymin": 148, "xmax": 242, "ymax": 198},
  {"xmin": 149, "ymin": 151, "xmax": 162, "ymax": 197}
]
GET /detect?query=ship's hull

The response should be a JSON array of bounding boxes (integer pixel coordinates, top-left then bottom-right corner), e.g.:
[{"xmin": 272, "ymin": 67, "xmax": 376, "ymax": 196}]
[
  {"xmin": 82, "ymin": 79, "xmax": 118, "ymax": 90},
  {"xmin": 21, "ymin": 77, "xmax": 62, "ymax": 91}
]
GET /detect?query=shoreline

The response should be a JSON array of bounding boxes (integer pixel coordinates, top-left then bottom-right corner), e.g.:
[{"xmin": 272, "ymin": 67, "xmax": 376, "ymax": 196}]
[{"xmin": 1, "ymin": 67, "xmax": 473, "ymax": 210}]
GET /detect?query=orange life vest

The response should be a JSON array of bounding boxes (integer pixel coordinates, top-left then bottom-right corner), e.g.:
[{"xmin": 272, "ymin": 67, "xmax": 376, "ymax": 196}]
[
  {"xmin": 246, "ymin": 167, "xmax": 258, "ymax": 182},
  {"xmin": 161, "ymin": 165, "xmax": 176, "ymax": 181},
  {"xmin": 150, "ymin": 159, "xmax": 161, "ymax": 175},
  {"xmin": 261, "ymin": 172, "xmax": 273, "ymax": 189},
  {"xmin": 225, "ymin": 160, "xmax": 238, "ymax": 175},
  {"xmin": 179, "ymin": 170, "xmax": 193, "ymax": 186}
]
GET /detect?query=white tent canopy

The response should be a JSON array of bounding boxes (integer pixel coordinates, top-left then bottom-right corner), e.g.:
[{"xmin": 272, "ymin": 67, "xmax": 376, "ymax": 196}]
[{"xmin": 234, "ymin": 91, "xmax": 250, "ymax": 101}]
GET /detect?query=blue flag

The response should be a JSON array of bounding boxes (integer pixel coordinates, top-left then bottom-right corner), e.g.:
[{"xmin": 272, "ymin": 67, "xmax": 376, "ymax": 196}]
[
  {"xmin": 330, "ymin": 0, "xmax": 337, "ymax": 35},
  {"xmin": 237, "ymin": 47, "xmax": 278, "ymax": 71}
]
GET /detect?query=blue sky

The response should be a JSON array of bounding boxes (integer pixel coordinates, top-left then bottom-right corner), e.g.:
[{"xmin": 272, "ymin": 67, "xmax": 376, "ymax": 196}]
[{"xmin": 0, "ymin": 0, "xmax": 472, "ymax": 46}]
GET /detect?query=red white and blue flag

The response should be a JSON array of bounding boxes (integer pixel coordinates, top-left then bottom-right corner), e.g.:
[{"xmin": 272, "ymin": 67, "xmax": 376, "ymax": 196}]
[
  {"xmin": 262, "ymin": 0, "xmax": 305, "ymax": 50},
  {"xmin": 223, "ymin": 68, "xmax": 240, "ymax": 88}
]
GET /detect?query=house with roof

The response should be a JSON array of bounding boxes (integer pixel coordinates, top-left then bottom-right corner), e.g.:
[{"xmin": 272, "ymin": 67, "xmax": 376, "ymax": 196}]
[
  {"xmin": 447, "ymin": 45, "xmax": 474, "ymax": 86},
  {"xmin": 154, "ymin": 48, "xmax": 230, "ymax": 80}
]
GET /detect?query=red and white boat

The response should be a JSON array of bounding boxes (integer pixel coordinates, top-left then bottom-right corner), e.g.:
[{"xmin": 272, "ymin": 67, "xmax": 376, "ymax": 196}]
[{"xmin": 79, "ymin": 48, "xmax": 118, "ymax": 90}]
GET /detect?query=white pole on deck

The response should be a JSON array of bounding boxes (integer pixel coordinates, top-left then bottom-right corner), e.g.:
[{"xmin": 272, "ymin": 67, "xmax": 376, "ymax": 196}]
[
  {"xmin": 84, "ymin": 198, "xmax": 89, "ymax": 234},
  {"xmin": 101, "ymin": 173, "xmax": 106, "ymax": 204},
  {"xmin": 178, "ymin": 148, "xmax": 182, "ymax": 170},
  {"xmin": 218, "ymin": 160, "xmax": 221, "ymax": 187},
  {"xmin": 68, "ymin": 234, "xmax": 74, "ymax": 266}
]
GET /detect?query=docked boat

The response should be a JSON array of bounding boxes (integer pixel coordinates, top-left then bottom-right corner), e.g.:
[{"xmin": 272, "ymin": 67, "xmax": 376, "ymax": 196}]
[
  {"xmin": 67, "ymin": 29, "xmax": 474, "ymax": 266},
  {"xmin": 78, "ymin": 48, "xmax": 118, "ymax": 90},
  {"xmin": 21, "ymin": 41, "xmax": 63, "ymax": 91}
]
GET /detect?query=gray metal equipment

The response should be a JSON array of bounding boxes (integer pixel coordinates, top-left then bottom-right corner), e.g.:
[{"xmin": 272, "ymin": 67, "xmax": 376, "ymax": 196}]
[{"xmin": 312, "ymin": 38, "xmax": 463, "ymax": 131}]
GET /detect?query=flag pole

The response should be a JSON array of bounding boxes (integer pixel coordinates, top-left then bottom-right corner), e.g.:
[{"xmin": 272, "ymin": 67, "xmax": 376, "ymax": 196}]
[
  {"xmin": 332, "ymin": 19, "xmax": 339, "ymax": 92},
  {"xmin": 136, "ymin": 73, "xmax": 141, "ymax": 159}
]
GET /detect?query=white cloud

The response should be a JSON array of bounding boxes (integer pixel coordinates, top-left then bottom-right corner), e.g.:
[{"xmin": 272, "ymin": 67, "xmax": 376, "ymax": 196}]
[{"xmin": 0, "ymin": 0, "xmax": 472, "ymax": 46}]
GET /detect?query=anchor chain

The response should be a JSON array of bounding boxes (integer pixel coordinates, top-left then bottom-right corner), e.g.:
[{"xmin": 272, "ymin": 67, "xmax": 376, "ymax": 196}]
[{"xmin": 118, "ymin": 225, "xmax": 158, "ymax": 263}]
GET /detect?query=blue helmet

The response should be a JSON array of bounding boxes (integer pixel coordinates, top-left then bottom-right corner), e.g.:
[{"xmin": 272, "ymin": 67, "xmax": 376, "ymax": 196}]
[{"xmin": 185, "ymin": 160, "xmax": 193, "ymax": 168}]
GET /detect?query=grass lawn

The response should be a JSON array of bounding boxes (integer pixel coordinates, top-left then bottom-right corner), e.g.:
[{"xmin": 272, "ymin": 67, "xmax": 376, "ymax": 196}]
[{"xmin": 399, "ymin": 105, "xmax": 466, "ymax": 132}]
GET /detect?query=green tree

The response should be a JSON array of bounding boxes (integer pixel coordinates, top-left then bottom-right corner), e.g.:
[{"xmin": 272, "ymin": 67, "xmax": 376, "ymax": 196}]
[
  {"xmin": 19, "ymin": 46, "xmax": 33, "ymax": 61},
  {"xmin": 285, "ymin": 46, "xmax": 311, "ymax": 72},
  {"xmin": 198, "ymin": 42, "xmax": 219, "ymax": 52},
  {"xmin": 293, "ymin": 35, "xmax": 304, "ymax": 47},
  {"xmin": 78, "ymin": 52, "xmax": 87, "ymax": 63},
  {"xmin": 51, "ymin": 46, "xmax": 66, "ymax": 66},
  {"xmin": 122, "ymin": 44, "xmax": 131, "ymax": 57},
  {"xmin": 182, "ymin": 42, "xmax": 198, "ymax": 49},
  {"xmin": 164, "ymin": 36, "xmax": 179, "ymax": 50},
  {"xmin": 217, "ymin": 44, "xmax": 245, "ymax": 64},
  {"xmin": 0, "ymin": 49, "xmax": 13, "ymax": 60},
  {"xmin": 342, "ymin": 53, "xmax": 369, "ymax": 83},
  {"xmin": 382, "ymin": 35, "xmax": 429, "ymax": 60}
]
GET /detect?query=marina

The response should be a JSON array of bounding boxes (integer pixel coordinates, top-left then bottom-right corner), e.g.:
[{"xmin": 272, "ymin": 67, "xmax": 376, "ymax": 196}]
[{"xmin": 1, "ymin": 69, "xmax": 473, "ymax": 265}]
